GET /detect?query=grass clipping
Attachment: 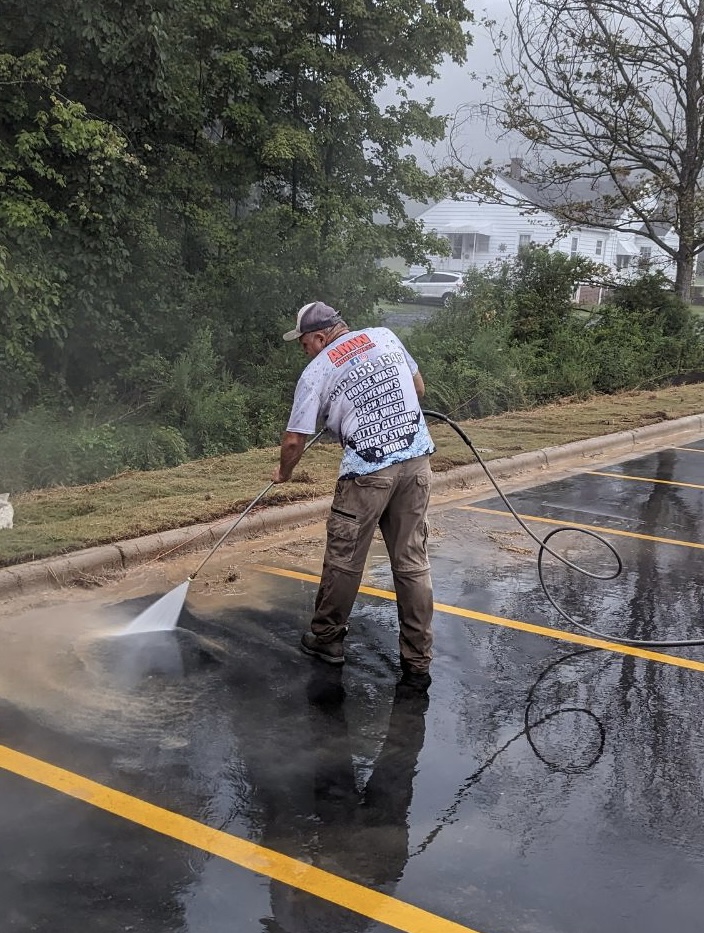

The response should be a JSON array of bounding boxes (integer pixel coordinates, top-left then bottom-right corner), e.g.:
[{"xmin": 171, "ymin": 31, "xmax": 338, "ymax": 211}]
[{"xmin": 1, "ymin": 384, "xmax": 702, "ymax": 567}]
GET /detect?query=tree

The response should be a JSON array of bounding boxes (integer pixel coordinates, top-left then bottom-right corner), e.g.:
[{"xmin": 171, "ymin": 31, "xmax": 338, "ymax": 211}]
[
  {"xmin": 471, "ymin": 0, "xmax": 704, "ymax": 301},
  {"xmin": 0, "ymin": 48, "xmax": 143, "ymax": 419},
  {"xmin": 505, "ymin": 247, "xmax": 601, "ymax": 344},
  {"xmin": 1, "ymin": 0, "xmax": 473, "ymax": 428}
]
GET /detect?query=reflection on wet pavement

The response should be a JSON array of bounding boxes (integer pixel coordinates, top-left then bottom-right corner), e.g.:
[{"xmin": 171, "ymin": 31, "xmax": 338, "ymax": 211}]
[{"xmin": 2, "ymin": 442, "xmax": 704, "ymax": 932}]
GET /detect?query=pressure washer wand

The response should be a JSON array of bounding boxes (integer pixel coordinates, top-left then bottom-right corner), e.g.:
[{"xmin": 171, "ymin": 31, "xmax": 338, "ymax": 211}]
[
  {"xmin": 188, "ymin": 482, "xmax": 275, "ymax": 581},
  {"xmin": 188, "ymin": 427, "xmax": 326, "ymax": 582},
  {"xmin": 122, "ymin": 428, "xmax": 326, "ymax": 637}
]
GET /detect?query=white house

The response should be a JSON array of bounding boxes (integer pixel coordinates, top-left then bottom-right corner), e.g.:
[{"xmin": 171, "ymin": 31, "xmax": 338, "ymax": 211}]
[{"xmin": 411, "ymin": 172, "xmax": 678, "ymax": 304}]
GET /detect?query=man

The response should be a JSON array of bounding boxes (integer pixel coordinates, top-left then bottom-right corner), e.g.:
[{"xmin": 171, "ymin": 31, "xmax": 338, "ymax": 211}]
[{"xmin": 272, "ymin": 300, "xmax": 436, "ymax": 693}]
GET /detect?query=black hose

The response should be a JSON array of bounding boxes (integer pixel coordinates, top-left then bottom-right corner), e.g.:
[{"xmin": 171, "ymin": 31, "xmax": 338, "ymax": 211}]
[
  {"xmin": 422, "ymin": 409, "xmax": 704, "ymax": 648},
  {"xmin": 412, "ymin": 647, "xmax": 607, "ymax": 857}
]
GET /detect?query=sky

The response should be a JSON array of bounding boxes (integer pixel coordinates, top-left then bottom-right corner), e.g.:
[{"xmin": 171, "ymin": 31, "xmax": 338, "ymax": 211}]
[{"xmin": 395, "ymin": 0, "xmax": 516, "ymax": 172}]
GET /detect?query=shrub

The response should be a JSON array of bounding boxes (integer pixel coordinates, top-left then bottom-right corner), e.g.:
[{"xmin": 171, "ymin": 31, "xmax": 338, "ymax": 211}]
[
  {"xmin": 0, "ymin": 409, "xmax": 188, "ymax": 493},
  {"xmin": 514, "ymin": 320, "xmax": 599, "ymax": 402},
  {"xmin": 407, "ymin": 262, "xmax": 704, "ymax": 414},
  {"xmin": 504, "ymin": 248, "xmax": 603, "ymax": 345},
  {"xmin": 145, "ymin": 328, "xmax": 252, "ymax": 456},
  {"xmin": 121, "ymin": 425, "xmax": 189, "ymax": 471},
  {"xmin": 407, "ymin": 294, "xmax": 526, "ymax": 418},
  {"xmin": 187, "ymin": 384, "xmax": 251, "ymax": 457},
  {"xmin": 0, "ymin": 407, "xmax": 81, "ymax": 492}
]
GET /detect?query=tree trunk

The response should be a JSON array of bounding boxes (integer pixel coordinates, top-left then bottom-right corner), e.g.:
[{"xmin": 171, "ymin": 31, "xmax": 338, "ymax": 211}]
[
  {"xmin": 675, "ymin": 1, "xmax": 704, "ymax": 305},
  {"xmin": 676, "ymin": 192, "xmax": 696, "ymax": 302},
  {"xmin": 675, "ymin": 250, "xmax": 694, "ymax": 303}
]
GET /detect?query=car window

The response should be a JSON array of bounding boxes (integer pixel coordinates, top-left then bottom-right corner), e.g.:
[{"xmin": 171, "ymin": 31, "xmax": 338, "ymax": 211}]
[
  {"xmin": 412, "ymin": 274, "xmax": 433, "ymax": 283},
  {"xmin": 432, "ymin": 273, "xmax": 461, "ymax": 282}
]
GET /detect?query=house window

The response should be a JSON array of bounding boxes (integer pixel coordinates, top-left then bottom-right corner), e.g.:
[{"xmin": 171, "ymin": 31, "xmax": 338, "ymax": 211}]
[
  {"xmin": 518, "ymin": 234, "xmax": 532, "ymax": 250},
  {"xmin": 464, "ymin": 233, "xmax": 491, "ymax": 256},
  {"xmin": 450, "ymin": 235, "xmax": 463, "ymax": 260},
  {"xmin": 595, "ymin": 239, "xmax": 603, "ymax": 256},
  {"xmin": 571, "ymin": 237, "xmax": 579, "ymax": 256},
  {"xmin": 638, "ymin": 246, "xmax": 652, "ymax": 270},
  {"xmin": 616, "ymin": 255, "xmax": 631, "ymax": 270}
]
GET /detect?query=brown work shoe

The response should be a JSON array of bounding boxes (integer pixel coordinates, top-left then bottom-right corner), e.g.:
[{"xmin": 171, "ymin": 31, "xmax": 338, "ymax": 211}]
[
  {"xmin": 399, "ymin": 669, "xmax": 432, "ymax": 693},
  {"xmin": 399, "ymin": 659, "xmax": 432, "ymax": 694},
  {"xmin": 300, "ymin": 631, "xmax": 346, "ymax": 665}
]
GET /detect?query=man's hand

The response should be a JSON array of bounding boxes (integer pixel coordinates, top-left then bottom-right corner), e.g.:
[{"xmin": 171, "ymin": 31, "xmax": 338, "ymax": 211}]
[
  {"xmin": 271, "ymin": 465, "xmax": 292, "ymax": 484},
  {"xmin": 272, "ymin": 431, "xmax": 308, "ymax": 484}
]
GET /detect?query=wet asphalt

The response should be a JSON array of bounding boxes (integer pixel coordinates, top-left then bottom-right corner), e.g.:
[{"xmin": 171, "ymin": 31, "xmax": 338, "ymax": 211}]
[{"xmin": 2, "ymin": 442, "xmax": 704, "ymax": 932}]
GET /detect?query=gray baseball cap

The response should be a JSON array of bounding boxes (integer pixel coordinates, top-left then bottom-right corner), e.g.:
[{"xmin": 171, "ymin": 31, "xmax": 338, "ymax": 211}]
[{"xmin": 283, "ymin": 301, "xmax": 342, "ymax": 341}]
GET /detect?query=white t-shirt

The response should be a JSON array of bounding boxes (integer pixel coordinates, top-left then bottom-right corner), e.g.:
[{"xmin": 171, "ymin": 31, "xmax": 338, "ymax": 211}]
[{"xmin": 286, "ymin": 327, "xmax": 435, "ymax": 478}]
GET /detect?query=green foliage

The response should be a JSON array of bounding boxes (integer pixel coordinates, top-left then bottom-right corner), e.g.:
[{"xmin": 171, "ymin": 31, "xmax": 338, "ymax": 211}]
[
  {"xmin": 407, "ymin": 276, "xmax": 527, "ymax": 418},
  {"xmin": 138, "ymin": 328, "xmax": 253, "ymax": 457},
  {"xmin": 408, "ymin": 261, "xmax": 704, "ymax": 417},
  {"xmin": 3, "ymin": 259, "xmax": 704, "ymax": 493},
  {"xmin": 0, "ymin": 408, "xmax": 188, "ymax": 493},
  {"xmin": 0, "ymin": 48, "xmax": 142, "ymax": 420},
  {"xmin": 583, "ymin": 305, "xmax": 653, "ymax": 392},
  {"xmin": 610, "ymin": 272, "xmax": 695, "ymax": 338},
  {"xmin": 506, "ymin": 247, "xmax": 602, "ymax": 344},
  {"xmin": 0, "ymin": 0, "xmax": 472, "ymax": 427},
  {"xmin": 512, "ymin": 318, "xmax": 599, "ymax": 401},
  {"xmin": 585, "ymin": 294, "xmax": 704, "ymax": 393},
  {"xmin": 121, "ymin": 425, "xmax": 189, "ymax": 472},
  {"xmin": 15, "ymin": 0, "xmax": 696, "ymax": 494}
]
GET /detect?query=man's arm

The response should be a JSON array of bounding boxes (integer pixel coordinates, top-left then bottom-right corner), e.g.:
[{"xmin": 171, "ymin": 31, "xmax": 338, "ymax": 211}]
[
  {"xmin": 272, "ymin": 431, "xmax": 308, "ymax": 483},
  {"xmin": 413, "ymin": 370, "xmax": 426, "ymax": 398}
]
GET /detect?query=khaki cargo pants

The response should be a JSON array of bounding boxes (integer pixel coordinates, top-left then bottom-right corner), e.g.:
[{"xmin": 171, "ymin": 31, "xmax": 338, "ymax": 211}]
[{"xmin": 311, "ymin": 454, "xmax": 433, "ymax": 673}]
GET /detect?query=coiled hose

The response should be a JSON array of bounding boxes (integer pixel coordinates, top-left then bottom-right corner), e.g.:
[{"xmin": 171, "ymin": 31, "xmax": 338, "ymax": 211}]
[{"xmin": 422, "ymin": 409, "xmax": 704, "ymax": 649}]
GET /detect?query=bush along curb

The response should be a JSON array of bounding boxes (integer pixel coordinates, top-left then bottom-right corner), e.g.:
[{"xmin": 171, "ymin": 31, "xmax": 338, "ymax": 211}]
[{"xmin": 1, "ymin": 412, "xmax": 703, "ymax": 601}]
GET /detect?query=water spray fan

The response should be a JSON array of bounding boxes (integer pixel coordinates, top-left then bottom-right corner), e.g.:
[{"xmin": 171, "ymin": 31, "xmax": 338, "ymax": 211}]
[{"xmin": 122, "ymin": 429, "xmax": 325, "ymax": 636}]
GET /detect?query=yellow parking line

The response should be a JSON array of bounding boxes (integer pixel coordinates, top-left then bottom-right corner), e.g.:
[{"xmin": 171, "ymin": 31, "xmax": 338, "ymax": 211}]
[
  {"xmin": 0, "ymin": 743, "xmax": 481, "ymax": 933},
  {"xmin": 253, "ymin": 565, "xmax": 704, "ymax": 675},
  {"xmin": 673, "ymin": 447, "xmax": 704, "ymax": 453},
  {"xmin": 458, "ymin": 504, "xmax": 704, "ymax": 551},
  {"xmin": 587, "ymin": 470, "xmax": 704, "ymax": 491}
]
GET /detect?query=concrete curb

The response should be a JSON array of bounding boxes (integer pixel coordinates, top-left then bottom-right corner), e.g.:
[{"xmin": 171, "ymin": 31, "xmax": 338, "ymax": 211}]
[
  {"xmin": 0, "ymin": 498, "xmax": 335, "ymax": 600},
  {"xmin": 2, "ymin": 413, "xmax": 703, "ymax": 600}
]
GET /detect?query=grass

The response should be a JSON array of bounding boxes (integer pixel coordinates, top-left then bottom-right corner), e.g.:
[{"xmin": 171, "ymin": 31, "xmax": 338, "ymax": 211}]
[
  {"xmin": 376, "ymin": 300, "xmax": 439, "ymax": 337},
  {"xmin": 1, "ymin": 383, "xmax": 703, "ymax": 568}
]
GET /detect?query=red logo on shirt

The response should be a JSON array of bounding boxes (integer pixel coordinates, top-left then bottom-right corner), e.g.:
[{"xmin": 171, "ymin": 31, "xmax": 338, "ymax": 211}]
[{"xmin": 327, "ymin": 334, "xmax": 376, "ymax": 368}]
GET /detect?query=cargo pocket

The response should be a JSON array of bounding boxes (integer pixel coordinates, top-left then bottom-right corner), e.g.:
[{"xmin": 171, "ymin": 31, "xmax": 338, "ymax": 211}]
[
  {"xmin": 325, "ymin": 510, "xmax": 361, "ymax": 568},
  {"xmin": 415, "ymin": 467, "xmax": 431, "ymax": 510},
  {"xmin": 354, "ymin": 474, "xmax": 394, "ymax": 489},
  {"xmin": 416, "ymin": 469, "xmax": 431, "ymax": 487}
]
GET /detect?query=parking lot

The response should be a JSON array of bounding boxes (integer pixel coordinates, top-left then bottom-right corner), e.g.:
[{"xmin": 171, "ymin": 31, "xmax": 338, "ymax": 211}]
[{"xmin": 2, "ymin": 439, "xmax": 704, "ymax": 932}]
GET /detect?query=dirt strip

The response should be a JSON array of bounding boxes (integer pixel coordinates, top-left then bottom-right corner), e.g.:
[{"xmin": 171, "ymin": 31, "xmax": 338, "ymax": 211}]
[{"xmin": 1, "ymin": 413, "xmax": 702, "ymax": 601}]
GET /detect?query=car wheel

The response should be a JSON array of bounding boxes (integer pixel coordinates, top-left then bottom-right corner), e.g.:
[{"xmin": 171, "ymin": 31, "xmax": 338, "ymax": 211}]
[{"xmin": 441, "ymin": 292, "xmax": 454, "ymax": 307}]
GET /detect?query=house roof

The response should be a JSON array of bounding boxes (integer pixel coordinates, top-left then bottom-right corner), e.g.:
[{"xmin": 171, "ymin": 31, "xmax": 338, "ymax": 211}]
[
  {"xmin": 502, "ymin": 174, "xmax": 623, "ymax": 219},
  {"xmin": 501, "ymin": 173, "xmax": 674, "ymax": 235},
  {"xmin": 641, "ymin": 221, "xmax": 673, "ymax": 237},
  {"xmin": 411, "ymin": 171, "xmax": 675, "ymax": 246}
]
